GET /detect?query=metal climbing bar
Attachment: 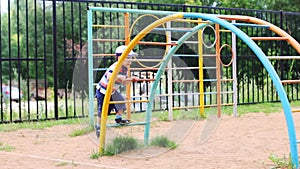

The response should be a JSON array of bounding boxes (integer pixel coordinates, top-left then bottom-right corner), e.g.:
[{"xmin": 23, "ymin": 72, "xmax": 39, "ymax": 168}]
[
  {"xmin": 281, "ymin": 80, "xmax": 300, "ymax": 84},
  {"xmin": 232, "ymin": 23, "xmax": 270, "ymax": 28},
  {"xmin": 109, "ymin": 100, "xmax": 149, "ymax": 104},
  {"xmin": 251, "ymin": 37, "xmax": 289, "ymax": 40},
  {"xmin": 153, "ymin": 28, "xmax": 193, "ymax": 32},
  {"xmin": 137, "ymin": 41, "xmax": 177, "ymax": 46}
]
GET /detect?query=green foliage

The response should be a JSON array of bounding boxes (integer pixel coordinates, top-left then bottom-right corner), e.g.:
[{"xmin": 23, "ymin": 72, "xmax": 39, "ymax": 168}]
[
  {"xmin": 0, "ymin": 142, "xmax": 15, "ymax": 152},
  {"xmin": 104, "ymin": 136, "xmax": 139, "ymax": 156},
  {"xmin": 269, "ymin": 153, "xmax": 295, "ymax": 169},
  {"xmin": 213, "ymin": 0, "xmax": 299, "ymax": 12},
  {"xmin": 90, "ymin": 149, "xmax": 101, "ymax": 159},
  {"xmin": 69, "ymin": 126, "xmax": 93, "ymax": 137},
  {"xmin": 150, "ymin": 136, "xmax": 177, "ymax": 149},
  {"xmin": 127, "ymin": 0, "xmax": 203, "ymax": 6},
  {"xmin": 158, "ymin": 109, "xmax": 199, "ymax": 121},
  {"xmin": 0, "ymin": 118, "xmax": 84, "ymax": 132}
]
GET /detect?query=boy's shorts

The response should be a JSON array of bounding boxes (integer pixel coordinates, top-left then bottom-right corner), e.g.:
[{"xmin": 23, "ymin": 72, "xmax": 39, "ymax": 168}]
[{"xmin": 96, "ymin": 89, "xmax": 126, "ymax": 117}]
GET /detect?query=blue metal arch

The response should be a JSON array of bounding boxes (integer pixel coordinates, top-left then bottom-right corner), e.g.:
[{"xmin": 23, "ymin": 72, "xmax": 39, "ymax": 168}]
[{"xmin": 145, "ymin": 13, "xmax": 298, "ymax": 168}]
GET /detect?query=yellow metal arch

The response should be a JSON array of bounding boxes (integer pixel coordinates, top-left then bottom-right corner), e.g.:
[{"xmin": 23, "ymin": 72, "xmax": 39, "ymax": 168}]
[{"xmin": 99, "ymin": 13, "xmax": 184, "ymax": 154}]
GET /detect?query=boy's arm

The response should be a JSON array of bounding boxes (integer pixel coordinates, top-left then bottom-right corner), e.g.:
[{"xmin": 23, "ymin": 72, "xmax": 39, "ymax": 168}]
[{"xmin": 116, "ymin": 75, "xmax": 140, "ymax": 84}]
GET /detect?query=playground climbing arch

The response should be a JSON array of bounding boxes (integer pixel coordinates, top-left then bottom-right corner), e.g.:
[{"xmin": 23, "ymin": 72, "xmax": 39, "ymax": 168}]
[{"xmin": 87, "ymin": 7, "xmax": 300, "ymax": 168}]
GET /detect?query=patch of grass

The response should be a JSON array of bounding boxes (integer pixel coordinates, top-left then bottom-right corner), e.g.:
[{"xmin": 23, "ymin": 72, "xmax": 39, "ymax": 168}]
[
  {"xmin": 150, "ymin": 136, "xmax": 177, "ymax": 149},
  {"xmin": 269, "ymin": 153, "xmax": 295, "ymax": 169},
  {"xmin": 55, "ymin": 162, "xmax": 69, "ymax": 167},
  {"xmin": 157, "ymin": 110, "xmax": 199, "ymax": 121},
  {"xmin": 0, "ymin": 118, "xmax": 87, "ymax": 132},
  {"xmin": 90, "ymin": 149, "xmax": 101, "ymax": 159},
  {"xmin": 0, "ymin": 142, "xmax": 15, "ymax": 152},
  {"xmin": 103, "ymin": 136, "xmax": 139, "ymax": 156},
  {"xmin": 55, "ymin": 161, "xmax": 77, "ymax": 167},
  {"xmin": 69, "ymin": 126, "xmax": 93, "ymax": 137},
  {"xmin": 218, "ymin": 102, "xmax": 284, "ymax": 116}
]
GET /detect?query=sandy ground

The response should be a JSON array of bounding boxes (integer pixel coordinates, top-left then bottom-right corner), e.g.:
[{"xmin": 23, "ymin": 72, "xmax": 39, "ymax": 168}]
[{"xmin": 0, "ymin": 112, "xmax": 299, "ymax": 169}]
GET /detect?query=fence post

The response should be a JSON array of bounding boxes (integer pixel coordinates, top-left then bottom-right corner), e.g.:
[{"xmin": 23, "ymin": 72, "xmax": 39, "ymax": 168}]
[{"xmin": 52, "ymin": 0, "xmax": 59, "ymax": 120}]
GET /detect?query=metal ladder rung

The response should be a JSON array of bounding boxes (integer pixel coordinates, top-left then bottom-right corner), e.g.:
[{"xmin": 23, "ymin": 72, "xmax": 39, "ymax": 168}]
[
  {"xmin": 108, "ymin": 122, "xmax": 147, "ymax": 127},
  {"xmin": 203, "ymin": 67, "xmax": 217, "ymax": 70},
  {"xmin": 251, "ymin": 37, "xmax": 289, "ymax": 41},
  {"xmin": 172, "ymin": 67, "xmax": 199, "ymax": 70},
  {"xmin": 292, "ymin": 109, "xmax": 300, "ymax": 113},
  {"xmin": 203, "ymin": 79, "xmax": 217, "ymax": 82},
  {"xmin": 154, "ymin": 28, "xmax": 193, "ymax": 32},
  {"xmin": 127, "ymin": 58, "xmax": 164, "ymax": 62},
  {"xmin": 267, "ymin": 56, "xmax": 300, "ymax": 60},
  {"xmin": 173, "ymin": 54, "xmax": 199, "ymax": 57},
  {"xmin": 281, "ymin": 80, "xmax": 300, "ymax": 84},
  {"xmin": 109, "ymin": 100, "xmax": 149, "ymax": 104},
  {"xmin": 219, "ymin": 29, "xmax": 231, "ymax": 32},
  {"xmin": 172, "ymin": 40, "xmax": 198, "ymax": 44},
  {"xmin": 93, "ymin": 54, "xmax": 115, "ymax": 57},
  {"xmin": 137, "ymin": 41, "xmax": 177, "ymax": 46},
  {"xmin": 232, "ymin": 23, "xmax": 270, "ymax": 28},
  {"xmin": 93, "ymin": 68, "xmax": 107, "ymax": 71}
]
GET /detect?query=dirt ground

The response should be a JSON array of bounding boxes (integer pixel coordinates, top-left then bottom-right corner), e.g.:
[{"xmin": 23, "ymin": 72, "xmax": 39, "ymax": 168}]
[{"xmin": 0, "ymin": 112, "xmax": 299, "ymax": 169}]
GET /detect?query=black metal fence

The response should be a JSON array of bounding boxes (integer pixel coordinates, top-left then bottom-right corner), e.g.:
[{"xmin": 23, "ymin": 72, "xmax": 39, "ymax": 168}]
[{"xmin": 0, "ymin": 0, "xmax": 299, "ymax": 123}]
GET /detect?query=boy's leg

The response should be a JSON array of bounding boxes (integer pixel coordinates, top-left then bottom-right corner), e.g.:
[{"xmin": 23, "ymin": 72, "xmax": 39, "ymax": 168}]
[
  {"xmin": 96, "ymin": 91, "xmax": 117, "ymax": 136},
  {"xmin": 112, "ymin": 92, "xmax": 129, "ymax": 124},
  {"xmin": 95, "ymin": 90, "xmax": 104, "ymax": 137}
]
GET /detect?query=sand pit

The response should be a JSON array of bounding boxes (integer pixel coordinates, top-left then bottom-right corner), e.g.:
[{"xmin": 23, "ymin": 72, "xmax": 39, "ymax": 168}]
[{"xmin": 0, "ymin": 112, "xmax": 299, "ymax": 169}]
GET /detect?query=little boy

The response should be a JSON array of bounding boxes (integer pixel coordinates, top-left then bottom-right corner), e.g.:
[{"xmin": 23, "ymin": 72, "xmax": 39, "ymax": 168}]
[{"xmin": 95, "ymin": 45, "xmax": 139, "ymax": 137}]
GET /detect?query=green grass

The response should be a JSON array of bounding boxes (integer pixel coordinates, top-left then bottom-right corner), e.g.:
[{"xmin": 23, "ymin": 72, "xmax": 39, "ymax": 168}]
[
  {"xmin": 69, "ymin": 125, "xmax": 94, "ymax": 137},
  {"xmin": 269, "ymin": 153, "xmax": 294, "ymax": 169},
  {"xmin": 0, "ymin": 142, "xmax": 15, "ymax": 152},
  {"xmin": 1, "ymin": 101, "xmax": 298, "ymax": 133},
  {"xmin": 90, "ymin": 149, "xmax": 101, "ymax": 159},
  {"xmin": 0, "ymin": 118, "xmax": 88, "ymax": 132},
  {"xmin": 150, "ymin": 136, "xmax": 177, "ymax": 149},
  {"xmin": 103, "ymin": 136, "xmax": 139, "ymax": 156}
]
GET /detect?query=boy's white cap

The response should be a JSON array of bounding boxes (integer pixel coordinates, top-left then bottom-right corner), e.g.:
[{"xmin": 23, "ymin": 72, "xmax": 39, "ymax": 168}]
[{"xmin": 115, "ymin": 45, "xmax": 137, "ymax": 58}]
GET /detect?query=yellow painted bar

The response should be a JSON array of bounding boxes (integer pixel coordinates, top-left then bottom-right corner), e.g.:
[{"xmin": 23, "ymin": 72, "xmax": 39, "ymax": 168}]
[
  {"xmin": 219, "ymin": 29, "xmax": 231, "ymax": 32},
  {"xmin": 215, "ymin": 24, "xmax": 221, "ymax": 118},
  {"xmin": 198, "ymin": 18, "xmax": 205, "ymax": 117},
  {"xmin": 218, "ymin": 15, "xmax": 300, "ymax": 54},
  {"xmin": 99, "ymin": 13, "xmax": 184, "ymax": 154},
  {"xmin": 292, "ymin": 109, "xmax": 300, "ymax": 113}
]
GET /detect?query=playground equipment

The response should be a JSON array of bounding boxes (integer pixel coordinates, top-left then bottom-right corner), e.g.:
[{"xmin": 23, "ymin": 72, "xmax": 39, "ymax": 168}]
[{"xmin": 87, "ymin": 7, "xmax": 300, "ymax": 167}]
